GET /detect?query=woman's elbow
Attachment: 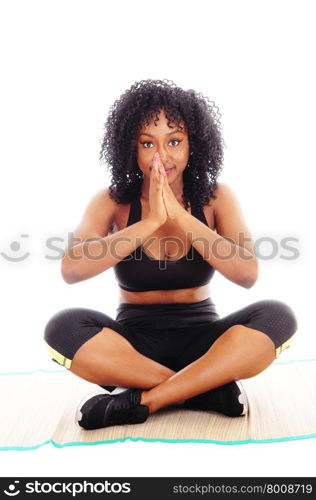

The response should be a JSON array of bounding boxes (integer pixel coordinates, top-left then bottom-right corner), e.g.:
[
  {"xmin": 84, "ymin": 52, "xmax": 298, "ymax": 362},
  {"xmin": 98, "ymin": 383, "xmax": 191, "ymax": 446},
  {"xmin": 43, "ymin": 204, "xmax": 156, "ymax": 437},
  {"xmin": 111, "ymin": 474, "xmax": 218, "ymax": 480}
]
[
  {"xmin": 61, "ymin": 258, "xmax": 79, "ymax": 284},
  {"xmin": 62, "ymin": 270, "xmax": 78, "ymax": 284},
  {"xmin": 241, "ymin": 275, "xmax": 258, "ymax": 289},
  {"xmin": 241, "ymin": 260, "xmax": 259, "ymax": 288}
]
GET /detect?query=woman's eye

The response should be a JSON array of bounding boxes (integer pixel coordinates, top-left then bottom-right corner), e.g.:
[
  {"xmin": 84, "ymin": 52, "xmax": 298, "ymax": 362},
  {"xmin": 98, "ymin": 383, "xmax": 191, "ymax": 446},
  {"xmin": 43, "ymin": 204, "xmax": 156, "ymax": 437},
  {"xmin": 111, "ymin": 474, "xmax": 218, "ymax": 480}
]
[{"xmin": 140, "ymin": 139, "xmax": 182, "ymax": 148}]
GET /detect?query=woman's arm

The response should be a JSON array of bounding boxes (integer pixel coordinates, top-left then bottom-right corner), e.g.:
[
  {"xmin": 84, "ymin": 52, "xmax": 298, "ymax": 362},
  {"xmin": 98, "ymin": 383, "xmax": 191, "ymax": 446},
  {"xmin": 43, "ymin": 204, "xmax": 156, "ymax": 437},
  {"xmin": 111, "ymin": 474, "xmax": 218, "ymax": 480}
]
[
  {"xmin": 175, "ymin": 183, "xmax": 259, "ymax": 288},
  {"xmin": 61, "ymin": 188, "xmax": 161, "ymax": 284}
]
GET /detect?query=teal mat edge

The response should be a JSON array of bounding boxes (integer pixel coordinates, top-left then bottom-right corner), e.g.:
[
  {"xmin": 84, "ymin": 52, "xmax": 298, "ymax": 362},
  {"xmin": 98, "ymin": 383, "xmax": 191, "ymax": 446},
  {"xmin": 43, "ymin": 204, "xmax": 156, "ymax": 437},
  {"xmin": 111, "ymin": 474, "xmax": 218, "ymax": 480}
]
[
  {"xmin": 1, "ymin": 433, "xmax": 316, "ymax": 451},
  {"xmin": 1, "ymin": 358, "xmax": 316, "ymax": 451}
]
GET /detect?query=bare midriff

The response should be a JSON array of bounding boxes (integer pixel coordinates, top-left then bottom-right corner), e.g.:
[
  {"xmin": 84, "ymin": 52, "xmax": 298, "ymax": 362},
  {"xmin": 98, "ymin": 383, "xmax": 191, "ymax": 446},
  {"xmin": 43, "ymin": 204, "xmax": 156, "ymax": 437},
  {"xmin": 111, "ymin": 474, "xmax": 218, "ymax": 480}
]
[{"xmin": 118, "ymin": 283, "xmax": 211, "ymax": 305}]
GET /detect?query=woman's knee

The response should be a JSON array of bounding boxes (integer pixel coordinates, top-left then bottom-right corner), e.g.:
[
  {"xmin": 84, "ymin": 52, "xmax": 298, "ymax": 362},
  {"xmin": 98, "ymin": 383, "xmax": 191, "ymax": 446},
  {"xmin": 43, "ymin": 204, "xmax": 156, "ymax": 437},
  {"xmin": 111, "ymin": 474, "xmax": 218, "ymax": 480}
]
[
  {"xmin": 43, "ymin": 307, "xmax": 116, "ymax": 369},
  {"xmin": 251, "ymin": 299, "xmax": 298, "ymax": 356},
  {"xmin": 259, "ymin": 299, "xmax": 298, "ymax": 335}
]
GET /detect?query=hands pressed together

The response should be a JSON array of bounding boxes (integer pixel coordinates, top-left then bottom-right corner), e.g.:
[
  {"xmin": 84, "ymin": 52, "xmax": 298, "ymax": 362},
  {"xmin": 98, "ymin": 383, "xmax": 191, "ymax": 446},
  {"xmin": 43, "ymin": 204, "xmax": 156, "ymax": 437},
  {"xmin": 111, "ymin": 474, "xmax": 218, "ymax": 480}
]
[{"xmin": 148, "ymin": 152, "xmax": 187, "ymax": 225}]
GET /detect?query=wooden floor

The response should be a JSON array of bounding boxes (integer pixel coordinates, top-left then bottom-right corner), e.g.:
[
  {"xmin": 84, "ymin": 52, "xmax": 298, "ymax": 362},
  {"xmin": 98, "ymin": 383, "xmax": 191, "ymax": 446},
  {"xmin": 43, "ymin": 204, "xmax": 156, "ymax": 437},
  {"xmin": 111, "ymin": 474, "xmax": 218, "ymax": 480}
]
[{"xmin": 1, "ymin": 360, "xmax": 316, "ymax": 449}]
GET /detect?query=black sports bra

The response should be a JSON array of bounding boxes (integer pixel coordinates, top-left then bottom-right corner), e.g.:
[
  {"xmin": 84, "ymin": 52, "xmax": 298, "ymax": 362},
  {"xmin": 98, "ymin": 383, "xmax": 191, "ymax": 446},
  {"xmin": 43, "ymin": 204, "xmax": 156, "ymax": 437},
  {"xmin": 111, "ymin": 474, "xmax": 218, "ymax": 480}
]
[{"xmin": 113, "ymin": 195, "xmax": 215, "ymax": 292}]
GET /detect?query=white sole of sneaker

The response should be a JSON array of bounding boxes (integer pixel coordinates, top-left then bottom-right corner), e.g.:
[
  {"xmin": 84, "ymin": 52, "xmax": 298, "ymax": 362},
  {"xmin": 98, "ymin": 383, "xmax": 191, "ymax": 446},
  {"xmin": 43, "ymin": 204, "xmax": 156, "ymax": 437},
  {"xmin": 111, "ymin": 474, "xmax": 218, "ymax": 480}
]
[
  {"xmin": 75, "ymin": 387, "xmax": 129, "ymax": 426},
  {"xmin": 236, "ymin": 380, "xmax": 249, "ymax": 416},
  {"xmin": 106, "ymin": 386, "xmax": 129, "ymax": 395}
]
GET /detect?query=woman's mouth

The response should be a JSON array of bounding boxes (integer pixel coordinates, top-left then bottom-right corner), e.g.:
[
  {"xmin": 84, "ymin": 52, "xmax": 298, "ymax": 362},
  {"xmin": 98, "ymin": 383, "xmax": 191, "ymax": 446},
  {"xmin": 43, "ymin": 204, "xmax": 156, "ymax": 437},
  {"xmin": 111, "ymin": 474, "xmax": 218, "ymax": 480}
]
[
  {"xmin": 149, "ymin": 166, "xmax": 175, "ymax": 175},
  {"xmin": 165, "ymin": 168, "xmax": 174, "ymax": 175}
]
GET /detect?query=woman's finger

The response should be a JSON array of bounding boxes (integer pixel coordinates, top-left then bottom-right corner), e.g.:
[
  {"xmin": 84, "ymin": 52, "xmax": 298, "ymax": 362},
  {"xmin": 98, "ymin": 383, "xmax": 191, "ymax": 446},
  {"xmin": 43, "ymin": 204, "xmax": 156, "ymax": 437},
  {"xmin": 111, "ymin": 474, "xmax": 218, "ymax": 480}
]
[
  {"xmin": 151, "ymin": 162, "xmax": 159, "ymax": 182},
  {"xmin": 160, "ymin": 163, "xmax": 166, "ymax": 177},
  {"xmin": 152, "ymin": 153, "xmax": 165, "ymax": 183},
  {"xmin": 158, "ymin": 163, "xmax": 167, "ymax": 184},
  {"xmin": 152, "ymin": 152, "xmax": 160, "ymax": 165},
  {"xmin": 155, "ymin": 164, "xmax": 161, "ymax": 182}
]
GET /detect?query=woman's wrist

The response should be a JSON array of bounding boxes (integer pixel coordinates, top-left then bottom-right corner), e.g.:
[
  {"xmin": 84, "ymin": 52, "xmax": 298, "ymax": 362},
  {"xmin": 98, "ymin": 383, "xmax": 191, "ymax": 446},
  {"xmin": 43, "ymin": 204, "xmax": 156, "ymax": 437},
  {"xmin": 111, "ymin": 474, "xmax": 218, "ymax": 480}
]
[{"xmin": 144, "ymin": 215, "xmax": 165, "ymax": 229}]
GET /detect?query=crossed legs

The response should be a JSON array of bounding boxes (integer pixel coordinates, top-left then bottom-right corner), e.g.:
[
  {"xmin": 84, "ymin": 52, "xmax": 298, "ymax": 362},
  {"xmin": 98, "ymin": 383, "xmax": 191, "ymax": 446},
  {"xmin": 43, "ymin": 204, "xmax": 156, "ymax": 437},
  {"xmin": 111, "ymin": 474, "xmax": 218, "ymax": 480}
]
[
  {"xmin": 70, "ymin": 327, "xmax": 175, "ymax": 389},
  {"xmin": 70, "ymin": 324, "xmax": 276, "ymax": 414}
]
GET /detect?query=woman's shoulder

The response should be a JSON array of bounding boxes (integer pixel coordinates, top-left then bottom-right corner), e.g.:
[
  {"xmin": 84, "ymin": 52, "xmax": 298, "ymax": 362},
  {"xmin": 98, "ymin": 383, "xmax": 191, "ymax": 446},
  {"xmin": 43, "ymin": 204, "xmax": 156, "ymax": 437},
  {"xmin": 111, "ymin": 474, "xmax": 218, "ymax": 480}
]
[
  {"xmin": 209, "ymin": 181, "xmax": 253, "ymax": 242},
  {"xmin": 208, "ymin": 181, "xmax": 239, "ymax": 210},
  {"xmin": 99, "ymin": 186, "xmax": 118, "ymax": 202},
  {"xmin": 94, "ymin": 186, "xmax": 126, "ymax": 211},
  {"xmin": 100, "ymin": 187, "xmax": 124, "ymax": 226},
  {"xmin": 203, "ymin": 182, "xmax": 241, "ymax": 227},
  {"xmin": 70, "ymin": 186, "xmax": 119, "ymax": 243},
  {"xmin": 84, "ymin": 186, "xmax": 119, "ymax": 214},
  {"xmin": 102, "ymin": 187, "xmax": 133, "ymax": 232}
]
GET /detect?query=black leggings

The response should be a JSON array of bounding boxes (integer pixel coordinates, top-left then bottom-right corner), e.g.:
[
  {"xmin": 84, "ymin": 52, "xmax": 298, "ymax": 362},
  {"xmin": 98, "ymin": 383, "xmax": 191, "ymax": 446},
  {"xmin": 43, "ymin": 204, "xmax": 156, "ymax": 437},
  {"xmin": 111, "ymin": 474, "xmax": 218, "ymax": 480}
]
[{"xmin": 44, "ymin": 298, "xmax": 298, "ymax": 372}]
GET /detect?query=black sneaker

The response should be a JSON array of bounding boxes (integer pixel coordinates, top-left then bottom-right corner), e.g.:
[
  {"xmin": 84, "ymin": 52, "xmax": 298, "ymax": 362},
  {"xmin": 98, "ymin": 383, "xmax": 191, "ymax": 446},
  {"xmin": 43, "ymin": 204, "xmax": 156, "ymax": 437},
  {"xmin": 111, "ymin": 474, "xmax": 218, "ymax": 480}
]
[
  {"xmin": 76, "ymin": 388, "xmax": 149, "ymax": 430},
  {"xmin": 183, "ymin": 381, "xmax": 248, "ymax": 417}
]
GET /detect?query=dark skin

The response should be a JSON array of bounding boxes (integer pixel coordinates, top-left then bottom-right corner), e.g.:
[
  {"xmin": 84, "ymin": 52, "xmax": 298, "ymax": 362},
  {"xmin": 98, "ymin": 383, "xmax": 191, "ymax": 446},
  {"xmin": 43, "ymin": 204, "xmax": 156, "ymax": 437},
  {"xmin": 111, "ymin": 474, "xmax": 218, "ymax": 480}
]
[
  {"xmin": 68, "ymin": 109, "xmax": 276, "ymax": 414},
  {"xmin": 117, "ymin": 110, "xmax": 256, "ymax": 305}
]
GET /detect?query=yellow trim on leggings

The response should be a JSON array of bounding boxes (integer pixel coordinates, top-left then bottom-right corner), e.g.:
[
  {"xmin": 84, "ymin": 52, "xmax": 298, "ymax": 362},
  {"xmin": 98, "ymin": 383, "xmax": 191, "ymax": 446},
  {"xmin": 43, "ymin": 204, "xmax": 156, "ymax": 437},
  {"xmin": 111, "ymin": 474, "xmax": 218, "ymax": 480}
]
[
  {"xmin": 275, "ymin": 333, "xmax": 296, "ymax": 358},
  {"xmin": 44, "ymin": 333, "xmax": 296, "ymax": 369},
  {"xmin": 45, "ymin": 342, "xmax": 72, "ymax": 370}
]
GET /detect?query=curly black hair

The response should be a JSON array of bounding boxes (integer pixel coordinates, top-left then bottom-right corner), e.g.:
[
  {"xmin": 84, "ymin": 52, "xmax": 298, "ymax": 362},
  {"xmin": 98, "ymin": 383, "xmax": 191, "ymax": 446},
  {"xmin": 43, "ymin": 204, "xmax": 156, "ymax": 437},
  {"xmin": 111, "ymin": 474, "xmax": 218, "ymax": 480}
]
[{"xmin": 100, "ymin": 79, "xmax": 225, "ymax": 211}]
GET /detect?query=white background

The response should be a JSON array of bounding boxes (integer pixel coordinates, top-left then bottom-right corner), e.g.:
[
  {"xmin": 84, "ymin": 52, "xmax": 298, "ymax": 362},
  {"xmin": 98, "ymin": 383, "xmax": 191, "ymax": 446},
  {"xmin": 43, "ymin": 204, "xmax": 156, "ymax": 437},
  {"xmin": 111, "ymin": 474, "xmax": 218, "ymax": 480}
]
[{"xmin": 0, "ymin": 0, "xmax": 315, "ymax": 477}]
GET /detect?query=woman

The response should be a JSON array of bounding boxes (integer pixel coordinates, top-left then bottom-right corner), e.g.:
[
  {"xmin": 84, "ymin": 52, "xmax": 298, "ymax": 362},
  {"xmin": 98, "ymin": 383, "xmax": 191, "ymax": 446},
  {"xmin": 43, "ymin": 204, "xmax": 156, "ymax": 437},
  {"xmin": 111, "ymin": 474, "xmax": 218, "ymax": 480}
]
[{"xmin": 44, "ymin": 79, "xmax": 298, "ymax": 430}]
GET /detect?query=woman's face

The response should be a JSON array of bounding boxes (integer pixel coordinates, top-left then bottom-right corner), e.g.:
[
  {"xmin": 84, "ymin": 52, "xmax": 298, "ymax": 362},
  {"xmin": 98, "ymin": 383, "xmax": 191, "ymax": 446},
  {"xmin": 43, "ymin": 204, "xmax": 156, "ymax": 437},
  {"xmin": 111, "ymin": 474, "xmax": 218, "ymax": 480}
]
[{"xmin": 136, "ymin": 109, "xmax": 190, "ymax": 183}]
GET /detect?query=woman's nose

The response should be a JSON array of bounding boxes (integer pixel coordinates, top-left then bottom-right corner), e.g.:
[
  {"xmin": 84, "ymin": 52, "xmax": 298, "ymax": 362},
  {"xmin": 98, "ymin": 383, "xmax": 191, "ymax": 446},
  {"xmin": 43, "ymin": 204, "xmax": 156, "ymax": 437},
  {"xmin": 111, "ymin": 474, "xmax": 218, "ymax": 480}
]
[{"xmin": 157, "ymin": 146, "xmax": 168, "ymax": 163}]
